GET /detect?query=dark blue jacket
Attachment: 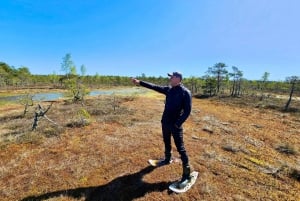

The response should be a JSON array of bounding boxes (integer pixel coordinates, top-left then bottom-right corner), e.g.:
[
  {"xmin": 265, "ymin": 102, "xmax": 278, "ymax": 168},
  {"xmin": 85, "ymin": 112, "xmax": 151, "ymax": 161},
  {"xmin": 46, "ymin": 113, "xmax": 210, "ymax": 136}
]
[{"xmin": 140, "ymin": 81, "xmax": 192, "ymax": 127}]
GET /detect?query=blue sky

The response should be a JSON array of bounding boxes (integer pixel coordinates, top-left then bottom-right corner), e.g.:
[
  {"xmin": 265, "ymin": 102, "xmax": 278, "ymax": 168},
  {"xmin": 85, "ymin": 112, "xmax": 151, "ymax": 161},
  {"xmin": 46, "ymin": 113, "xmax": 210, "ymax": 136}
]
[{"xmin": 1, "ymin": 0, "xmax": 299, "ymax": 81}]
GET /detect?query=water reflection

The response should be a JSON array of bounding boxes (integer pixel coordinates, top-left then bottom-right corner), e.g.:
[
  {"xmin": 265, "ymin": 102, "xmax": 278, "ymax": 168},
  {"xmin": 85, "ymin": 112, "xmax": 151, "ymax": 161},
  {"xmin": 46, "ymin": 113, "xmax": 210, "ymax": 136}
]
[{"xmin": 0, "ymin": 88, "xmax": 146, "ymax": 102}]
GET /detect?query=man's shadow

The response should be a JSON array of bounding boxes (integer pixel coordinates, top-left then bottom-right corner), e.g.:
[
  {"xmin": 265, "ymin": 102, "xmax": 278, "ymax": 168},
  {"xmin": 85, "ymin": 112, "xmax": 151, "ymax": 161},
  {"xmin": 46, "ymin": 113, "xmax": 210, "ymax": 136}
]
[{"xmin": 21, "ymin": 165, "xmax": 172, "ymax": 201}]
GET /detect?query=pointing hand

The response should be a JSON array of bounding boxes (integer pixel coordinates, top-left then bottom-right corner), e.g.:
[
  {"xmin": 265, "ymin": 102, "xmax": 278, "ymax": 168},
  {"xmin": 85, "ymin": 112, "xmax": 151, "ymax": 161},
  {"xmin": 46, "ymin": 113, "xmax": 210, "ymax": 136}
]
[{"xmin": 131, "ymin": 78, "xmax": 140, "ymax": 85}]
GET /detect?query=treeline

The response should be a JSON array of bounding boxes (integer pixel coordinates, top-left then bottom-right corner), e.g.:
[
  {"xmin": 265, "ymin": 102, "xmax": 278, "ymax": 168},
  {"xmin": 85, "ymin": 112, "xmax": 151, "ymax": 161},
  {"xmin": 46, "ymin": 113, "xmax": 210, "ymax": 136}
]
[
  {"xmin": 0, "ymin": 61, "xmax": 131, "ymax": 89},
  {"xmin": 0, "ymin": 62, "xmax": 32, "ymax": 87},
  {"xmin": 186, "ymin": 63, "xmax": 299, "ymax": 97},
  {"xmin": 1, "ymin": 60, "xmax": 299, "ymax": 99}
]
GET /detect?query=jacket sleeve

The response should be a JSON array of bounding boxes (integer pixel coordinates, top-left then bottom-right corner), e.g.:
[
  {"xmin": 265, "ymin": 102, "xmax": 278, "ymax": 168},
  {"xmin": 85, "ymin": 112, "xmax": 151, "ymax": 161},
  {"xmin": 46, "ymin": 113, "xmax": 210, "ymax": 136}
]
[
  {"xmin": 139, "ymin": 81, "xmax": 169, "ymax": 95},
  {"xmin": 175, "ymin": 90, "xmax": 192, "ymax": 127}
]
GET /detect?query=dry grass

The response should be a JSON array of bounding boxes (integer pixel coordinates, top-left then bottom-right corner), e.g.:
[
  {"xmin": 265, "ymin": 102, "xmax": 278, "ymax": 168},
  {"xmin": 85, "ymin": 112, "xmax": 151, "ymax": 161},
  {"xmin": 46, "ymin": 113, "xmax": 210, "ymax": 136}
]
[{"xmin": 0, "ymin": 91, "xmax": 300, "ymax": 201}]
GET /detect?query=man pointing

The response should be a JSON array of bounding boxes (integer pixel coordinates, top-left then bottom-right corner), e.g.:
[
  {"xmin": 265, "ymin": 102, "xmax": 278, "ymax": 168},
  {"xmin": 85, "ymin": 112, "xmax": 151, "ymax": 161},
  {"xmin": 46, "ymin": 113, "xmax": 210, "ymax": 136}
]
[{"xmin": 131, "ymin": 72, "xmax": 192, "ymax": 187}]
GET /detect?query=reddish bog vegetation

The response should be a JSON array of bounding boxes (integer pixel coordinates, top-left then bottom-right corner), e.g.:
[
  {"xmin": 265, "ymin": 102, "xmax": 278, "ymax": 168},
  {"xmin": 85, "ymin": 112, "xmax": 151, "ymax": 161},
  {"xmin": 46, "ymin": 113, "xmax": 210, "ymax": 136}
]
[{"xmin": 0, "ymin": 93, "xmax": 299, "ymax": 201}]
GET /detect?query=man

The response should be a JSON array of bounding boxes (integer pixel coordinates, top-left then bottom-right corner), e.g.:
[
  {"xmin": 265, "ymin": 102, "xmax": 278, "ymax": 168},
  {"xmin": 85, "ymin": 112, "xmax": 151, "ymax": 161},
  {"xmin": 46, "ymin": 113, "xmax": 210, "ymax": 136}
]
[{"xmin": 131, "ymin": 72, "xmax": 192, "ymax": 187}]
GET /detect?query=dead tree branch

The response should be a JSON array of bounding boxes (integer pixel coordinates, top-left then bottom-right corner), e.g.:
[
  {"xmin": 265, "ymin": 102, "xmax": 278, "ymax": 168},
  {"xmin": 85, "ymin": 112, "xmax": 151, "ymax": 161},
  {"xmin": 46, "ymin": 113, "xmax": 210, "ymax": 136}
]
[{"xmin": 32, "ymin": 103, "xmax": 57, "ymax": 130}]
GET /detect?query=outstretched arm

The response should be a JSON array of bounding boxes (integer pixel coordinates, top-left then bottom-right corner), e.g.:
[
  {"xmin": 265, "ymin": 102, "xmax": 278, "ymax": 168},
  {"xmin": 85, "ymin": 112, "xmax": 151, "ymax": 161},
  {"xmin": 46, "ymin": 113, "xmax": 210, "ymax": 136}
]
[{"xmin": 131, "ymin": 78, "xmax": 169, "ymax": 95}]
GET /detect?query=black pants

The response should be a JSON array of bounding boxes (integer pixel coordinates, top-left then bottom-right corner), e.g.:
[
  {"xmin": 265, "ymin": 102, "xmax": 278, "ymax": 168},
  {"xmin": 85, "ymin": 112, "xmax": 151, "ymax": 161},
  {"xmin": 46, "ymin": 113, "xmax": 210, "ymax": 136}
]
[{"xmin": 162, "ymin": 123, "xmax": 189, "ymax": 166}]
